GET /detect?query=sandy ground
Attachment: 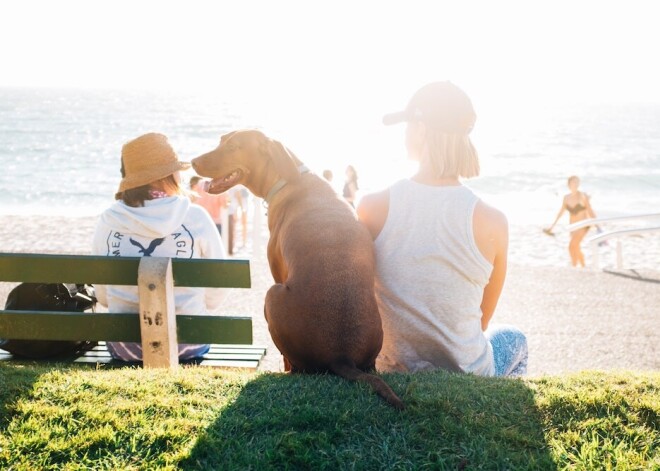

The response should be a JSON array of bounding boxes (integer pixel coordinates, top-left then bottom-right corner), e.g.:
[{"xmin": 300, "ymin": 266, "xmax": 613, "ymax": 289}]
[{"xmin": 1, "ymin": 214, "xmax": 658, "ymax": 377}]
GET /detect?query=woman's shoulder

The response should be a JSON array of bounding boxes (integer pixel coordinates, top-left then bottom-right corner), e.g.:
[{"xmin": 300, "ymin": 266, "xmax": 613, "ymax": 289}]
[
  {"xmin": 356, "ymin": 188, "xmax": 390, "ymax": 240},
  {"xmin": 184, "ymin": 201, "xmax": 217, "ymax": 227},
  {"xmin": 186, "ymin": 200, "xmax": 209, "ymax": 214},
  {"xmin": 473, "ymin": 199, "xmax": 508, "ymax": 264},
  {"xmin": 358, "ymin": 188, "xmax": 388, "ymax": 209},
  {"xmin": 473, "ymin": 199, "xmax": 508, "ymax": 234}
]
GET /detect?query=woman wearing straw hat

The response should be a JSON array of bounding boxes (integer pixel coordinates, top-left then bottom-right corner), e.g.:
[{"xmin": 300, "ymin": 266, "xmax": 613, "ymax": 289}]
[
  {"xmin": 358, "ymin": 82, "xmax": 527, "ymax": 377},
  {"xmin": 92, "ymin": 132, "xmax": 228, "ymax": 362}
]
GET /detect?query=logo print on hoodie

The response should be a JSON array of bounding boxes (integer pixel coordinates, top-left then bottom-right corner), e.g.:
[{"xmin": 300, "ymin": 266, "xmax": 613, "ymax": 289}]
[
  {"xmin": 106, "ymin": 225, "xmax": 195, "ymax": 259},
  {"xmin": 129, "ymin": 237, "xmax": 165, "ymax": 256}
]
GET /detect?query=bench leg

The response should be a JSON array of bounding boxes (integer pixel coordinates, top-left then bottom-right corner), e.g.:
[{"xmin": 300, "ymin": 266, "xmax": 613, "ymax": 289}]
[{"xmin": 138, "ymin": 257, "xmax": 179, "ymax": 369}]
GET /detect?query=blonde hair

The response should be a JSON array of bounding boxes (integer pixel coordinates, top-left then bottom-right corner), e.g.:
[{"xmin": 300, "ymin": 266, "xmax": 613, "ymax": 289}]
[{"xmin": 425, "ymin": 129, "xmax": 480, "ymax": 179}]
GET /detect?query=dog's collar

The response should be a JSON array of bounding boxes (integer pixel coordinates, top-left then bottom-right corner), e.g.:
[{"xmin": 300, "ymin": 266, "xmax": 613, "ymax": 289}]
[
  {"xmin": 263, "ymin": 165, "xmax": 310, "ymax": 206},
  {"xmin": 264, "ymin": 179, "xmax": 287, "ymax": 206}
]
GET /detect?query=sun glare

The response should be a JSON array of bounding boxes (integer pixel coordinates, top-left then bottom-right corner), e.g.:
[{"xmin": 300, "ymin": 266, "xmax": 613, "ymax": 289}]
[
  {"xmin": 2, "ymin": 1, "xmax": 659, "ymax": 107},
  {"xmin": 2, "ymin": 0, "xmax": 660, "ymax": 202}
]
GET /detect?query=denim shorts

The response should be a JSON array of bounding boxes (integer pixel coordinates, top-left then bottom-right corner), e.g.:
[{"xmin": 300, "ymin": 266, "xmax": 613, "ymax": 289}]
[{"xmin": 485, "ymin": 324, "xmax": 528, "ymax": 377}]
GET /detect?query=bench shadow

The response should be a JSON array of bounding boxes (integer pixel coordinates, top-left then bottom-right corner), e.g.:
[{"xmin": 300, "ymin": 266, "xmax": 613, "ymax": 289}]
[
  {"xmin": 181, "ymin": 371, "xmax": 556, "ymax": 470},
  {"xmin": 0, "ymin": 363, "xmax": 43, "ymax": 430}
]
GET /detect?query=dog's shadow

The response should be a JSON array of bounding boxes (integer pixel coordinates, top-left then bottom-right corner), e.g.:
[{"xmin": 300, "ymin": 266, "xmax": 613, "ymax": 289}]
[{"xmin": 181, "ymin": 371, "xmax": 555, "ymax": 469}]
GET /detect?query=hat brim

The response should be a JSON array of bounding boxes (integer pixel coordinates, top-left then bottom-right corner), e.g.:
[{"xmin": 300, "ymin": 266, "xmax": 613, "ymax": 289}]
[
  {"xmin": 382, "ymin": 111, "xmax": 408, "ymax": 126},
  {"xmin": 116, "ymin": 160, "xmax": 191, "ymax": 197}
]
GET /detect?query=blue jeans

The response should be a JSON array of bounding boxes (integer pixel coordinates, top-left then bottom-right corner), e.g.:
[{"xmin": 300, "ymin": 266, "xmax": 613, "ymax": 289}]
[{"xmin": 486, "ymin": 324, "xmax": 528, "ymax": 377}]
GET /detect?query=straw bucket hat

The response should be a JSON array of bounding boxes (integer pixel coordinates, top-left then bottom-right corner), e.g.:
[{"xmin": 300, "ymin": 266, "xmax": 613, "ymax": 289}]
[{"xmin": 116, "ymin": 133, "xmax": 190, "ymax": 197}]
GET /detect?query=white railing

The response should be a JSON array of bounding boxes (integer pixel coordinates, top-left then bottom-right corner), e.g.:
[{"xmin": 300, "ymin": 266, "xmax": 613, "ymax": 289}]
[{"xmin": 567, "ymin": 213, "xmax": 660, "ymax": 269}]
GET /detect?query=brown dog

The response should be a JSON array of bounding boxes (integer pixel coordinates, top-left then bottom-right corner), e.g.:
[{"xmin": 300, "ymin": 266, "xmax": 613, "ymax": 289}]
[{"xmin": 192, "ymin": 130, "xmax": 404, "ymax": 409}]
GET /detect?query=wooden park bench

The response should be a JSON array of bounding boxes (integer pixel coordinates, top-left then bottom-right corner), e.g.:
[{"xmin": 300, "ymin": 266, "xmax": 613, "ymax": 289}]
[{"xmin": 0, "ymin": 253, "xmax": 266, "ymax": 369}]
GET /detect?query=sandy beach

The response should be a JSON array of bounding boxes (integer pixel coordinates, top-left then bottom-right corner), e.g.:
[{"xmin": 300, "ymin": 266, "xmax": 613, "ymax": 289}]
[{"xmin": 1, "ymin": 214, "xmax": 658, "ymax": 377}]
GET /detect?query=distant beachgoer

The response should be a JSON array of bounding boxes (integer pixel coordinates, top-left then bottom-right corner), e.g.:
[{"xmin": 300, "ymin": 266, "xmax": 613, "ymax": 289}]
[
  {"xmin": 226, "ymin": 186, "xmax": 248, "ymax": 254},
  {"xmin": 357, "ymin": 81, "xmax": 527, "ymax": 377},
  {"xmin": 322, "ymin": 169, "xmax": 334, "ymax": 182},
  {"xmin": 237, "ymin": 186, "xmax": 250, "ymax": 249},
  {"xmin": 343, "ymin": 165, "xmax": 359, "ymax": 207},
  {"xmin": 323, "ymin": 169, "xmax": 342, "ymax": 195},
  {"xmin": 190, "ymin": 175, "xmax": 226, "ymax": 235},
  {"xmin": 92, "ymin": 132, "xmax": 228, "ymax": 362},
  {"xmin": 544, "ymin": 175, "xmax": 597, "ymax": 267}
]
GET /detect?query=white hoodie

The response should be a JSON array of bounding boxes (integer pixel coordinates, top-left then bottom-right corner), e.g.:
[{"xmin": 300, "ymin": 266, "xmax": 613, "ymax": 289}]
[{"xmin": 91, "ymin": 196, "xmax": 228, "ymax": 360}]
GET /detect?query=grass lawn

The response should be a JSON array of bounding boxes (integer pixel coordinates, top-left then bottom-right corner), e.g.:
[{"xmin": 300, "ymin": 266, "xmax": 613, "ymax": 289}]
[{"xmin": 0, "ymin": 364, "xmax": 657, "ymax": 470}]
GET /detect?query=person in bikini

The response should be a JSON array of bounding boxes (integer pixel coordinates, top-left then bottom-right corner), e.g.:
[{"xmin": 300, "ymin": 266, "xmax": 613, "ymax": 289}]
[{"xmin": 544, "ymin": 175, "xmax": 597, "ymax": 267}]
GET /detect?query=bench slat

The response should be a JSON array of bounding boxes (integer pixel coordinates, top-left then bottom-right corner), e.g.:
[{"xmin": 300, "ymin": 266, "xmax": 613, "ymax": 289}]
[
  {"xmin": 0, "ymin": 253, "xmax": 250, "ymax": 288},
  {"xmin": 207, "ymin": 345, "xmax": 268, "ymax": 354},
  {"xmin": 172, "ymin": 258, "xmax": 251, "ymax": 288},
  {"xmin": 198, "ymin": 352, "xmax": 264, "ymax": 361},
  {"xmin": 0, "ymin": 311, "xmax": 141, "ymax": 341},
  {"xmin": 176, "ymin": 315, "xmax": 252, "ymax": 344},
  {"xmin": 0, "ymin": 311, "xmax": 252, "ymax": 344},
  {"xmin": 195, "ymin": 359, "xmax": 260, "ymax": 368}
]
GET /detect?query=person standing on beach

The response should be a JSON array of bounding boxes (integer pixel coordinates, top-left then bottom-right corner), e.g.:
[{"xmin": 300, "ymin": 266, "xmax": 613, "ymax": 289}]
[
  {"xmin": 544, "ymin": 175, "xmax": 597, "ymax": 267},
  {"xmin": 343, "ymin": 165, "xmax": 359, "ymax": 207},
  {"xmin": 237, "ymin": 186, "xmax": 250, "ymax": 250},
  {"xmin": 357, "ymin": 81, "xmax": 527, "ymax": 377},
  {"xmin": 189, "ymin": 175, "xmax": 226, "ymax": 236},
  {"xmin": 323, "ymin": 169, "xmax": 334, "ymax": 183},
  {"xmin": 92, "ymin": 132, "xmax": 228, "ymax": 362},
  {"xmin": 225, "ymin": 186, "xmax": 247, "ymax": 254}
]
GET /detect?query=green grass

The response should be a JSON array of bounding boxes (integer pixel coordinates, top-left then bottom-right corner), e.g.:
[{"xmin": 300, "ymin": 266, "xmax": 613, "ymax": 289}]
[{"xmin": 0, "ymin": 365, "xmax": 657, "ymax": 470}]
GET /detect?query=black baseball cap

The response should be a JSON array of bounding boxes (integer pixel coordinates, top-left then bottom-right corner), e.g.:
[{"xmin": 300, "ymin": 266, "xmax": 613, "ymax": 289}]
[{"xmin": 382, "ymin": 81, "xmax": 476, "ymax": 134}]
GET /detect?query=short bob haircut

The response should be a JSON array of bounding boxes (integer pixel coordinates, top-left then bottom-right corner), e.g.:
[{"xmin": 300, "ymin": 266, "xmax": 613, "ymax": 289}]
[
  {"xmin": 424, "ymin": 128, "xmax": 480, "ymax": 179},
  {"xmin": 388, "ymin": 82, "xmax": 480, "ymax": 179}
]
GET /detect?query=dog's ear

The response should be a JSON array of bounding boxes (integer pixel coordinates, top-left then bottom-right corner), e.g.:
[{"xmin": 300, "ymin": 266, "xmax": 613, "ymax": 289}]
[
  {"xmin": 220, "ymin": 131, "xmax": 236, "ymax": 145},
  {"xmin": 266, "ymin": 139, "xmax": 301, "ymax": 182}
]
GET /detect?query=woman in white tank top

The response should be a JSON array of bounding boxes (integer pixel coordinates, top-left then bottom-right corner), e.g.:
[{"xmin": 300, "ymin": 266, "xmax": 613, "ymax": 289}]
[{"xmin": 357, "ymin": 82, "xmax": 527, "ymax": 377}]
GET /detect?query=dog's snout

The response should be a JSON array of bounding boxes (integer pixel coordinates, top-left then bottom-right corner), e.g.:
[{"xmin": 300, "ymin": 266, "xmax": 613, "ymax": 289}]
[{"xmin": 190, "ymin": 158, "xmax": 200, "ymax": 172}]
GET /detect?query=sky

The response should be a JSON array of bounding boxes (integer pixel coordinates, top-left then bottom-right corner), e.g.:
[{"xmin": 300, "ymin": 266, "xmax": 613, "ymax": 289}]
[
  {"xmin": 1, "ymin": 0, "xmax": 659, "ymax": 220},
  {"xmin": 2, "ymin": 0, "xmax": 660, "ymax": 109}
]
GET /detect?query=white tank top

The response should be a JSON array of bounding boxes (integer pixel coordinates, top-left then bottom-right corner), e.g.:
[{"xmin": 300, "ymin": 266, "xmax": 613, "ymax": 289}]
[{"xmin": 374, "ymin": 179, "xmax": 495, "ymax": 375}]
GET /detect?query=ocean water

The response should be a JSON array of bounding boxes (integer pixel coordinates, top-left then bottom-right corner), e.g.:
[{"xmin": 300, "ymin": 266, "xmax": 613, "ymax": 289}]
[{"xmin": 1, "ymin": 87, "xmax": 659, "ymax": 269}]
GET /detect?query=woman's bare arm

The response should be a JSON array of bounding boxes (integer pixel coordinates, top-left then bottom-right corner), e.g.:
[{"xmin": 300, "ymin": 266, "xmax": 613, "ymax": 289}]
[{"xmin": 474, "ymin": 201, "xmax": 509, "ymax": 331}]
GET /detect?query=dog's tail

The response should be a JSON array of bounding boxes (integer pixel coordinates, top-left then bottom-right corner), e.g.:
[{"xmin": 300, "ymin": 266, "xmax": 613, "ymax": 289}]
[{"xmin": 329, "ymin": 360, "xmax": 405, "ymax": 410}]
